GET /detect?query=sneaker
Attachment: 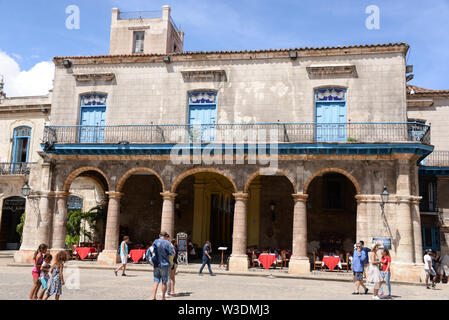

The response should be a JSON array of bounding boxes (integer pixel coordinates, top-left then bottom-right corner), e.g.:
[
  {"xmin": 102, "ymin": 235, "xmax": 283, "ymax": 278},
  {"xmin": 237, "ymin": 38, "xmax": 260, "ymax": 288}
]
[
  {"xmin": 198, "ymin": 273, "xmax": 203, "ymax": 276},
  {"xmin": 352, "ymin": 292, "xmax": 359, "ymax": 295},
  {"xmin": 114, "ymin": 271, "xmax": 118, "ymax": 277},
  {"xmin": 210, "ymin": 273, "xmax": 216, "ymax": 276},
  {"xmin": 372, "ymin": 295, "xmax": 381, "ymax": 300},
  {"xmin": 122, "ymin": 273, "xmax": 127, "ymax": 277}
]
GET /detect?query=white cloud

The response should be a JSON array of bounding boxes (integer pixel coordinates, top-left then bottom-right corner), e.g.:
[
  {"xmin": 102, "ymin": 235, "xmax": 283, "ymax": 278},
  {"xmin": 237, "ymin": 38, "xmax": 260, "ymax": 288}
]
[{"xmin": 0, "ymin": 50, "xmax": 54, "ymax": 97}]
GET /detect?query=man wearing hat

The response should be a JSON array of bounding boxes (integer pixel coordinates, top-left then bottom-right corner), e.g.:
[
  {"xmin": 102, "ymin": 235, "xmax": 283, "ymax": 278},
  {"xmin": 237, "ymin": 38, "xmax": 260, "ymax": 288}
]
[{"xmin": 424, "ymin": 249, "xmax": 436, "ymax": 289}]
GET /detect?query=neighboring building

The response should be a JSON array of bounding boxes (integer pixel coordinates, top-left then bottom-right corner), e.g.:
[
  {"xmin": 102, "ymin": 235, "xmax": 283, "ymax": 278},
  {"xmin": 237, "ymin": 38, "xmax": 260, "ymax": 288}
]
[
  {"xmin": 5, "ymin": 5, "xmax": 447, "ymax": 283},
  {"xmin": 0, "ymin": 95, "xmax": 50, "ymax": 250},
  {"xmin": 407, "ymin": 85, "xmax": 449, "ymax": 255}
]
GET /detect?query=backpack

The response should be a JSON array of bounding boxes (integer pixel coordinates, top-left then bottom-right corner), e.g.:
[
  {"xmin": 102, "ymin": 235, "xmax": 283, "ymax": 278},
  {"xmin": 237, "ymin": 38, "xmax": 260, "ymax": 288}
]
[{"xmin": 146, "ymin": 243, "xmax": 159, "ymax": 267}]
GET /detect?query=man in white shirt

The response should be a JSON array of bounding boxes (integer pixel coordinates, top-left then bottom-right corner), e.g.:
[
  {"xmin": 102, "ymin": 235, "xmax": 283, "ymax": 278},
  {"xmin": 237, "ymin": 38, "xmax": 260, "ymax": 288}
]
[{"xmin": 424, "ymin": 249, "xmax": 436, "ymax": 289}]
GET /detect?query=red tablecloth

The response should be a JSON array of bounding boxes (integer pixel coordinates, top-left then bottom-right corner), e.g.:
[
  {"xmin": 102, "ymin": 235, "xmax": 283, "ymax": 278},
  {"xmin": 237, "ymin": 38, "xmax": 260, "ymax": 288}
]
[
  {"xmin": 76, "ymin": 247, "xmax": 96, "ymax": 260},
  {"xmin": 129, "ymin": 249, "xmax": 146, "ymax": 263},
  {"xmin": 322, "ymin": 256, "xmax": 340, "ymax": 271},
  {"xmin": 258, "ymin": 254, "xmax": 277, "ymax": 270}
]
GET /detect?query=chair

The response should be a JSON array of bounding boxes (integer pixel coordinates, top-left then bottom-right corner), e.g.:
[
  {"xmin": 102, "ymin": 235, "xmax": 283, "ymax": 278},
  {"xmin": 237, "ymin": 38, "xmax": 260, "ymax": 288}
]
[
  {"xmin": 339, "ymin": 252, "xmax": 350, "ymax": 272},
  {"xmin": 313, "ymin": 252, "xmax": 322, "ymax": 271},
  {"xmin": 249, "ymin": 249, "xmax": 259, "ymax": 268},
  {"xmin": 71, "ymin": 244, "xmax": 79, "ymax": 260},
  {"xmin": 279, "ymin": 249, "xmax": 289, "ymax": 269}
]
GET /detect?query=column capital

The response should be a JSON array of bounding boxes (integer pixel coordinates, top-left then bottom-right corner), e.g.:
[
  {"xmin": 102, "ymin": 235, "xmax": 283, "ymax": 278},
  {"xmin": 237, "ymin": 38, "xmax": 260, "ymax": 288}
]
[
  {"xmin": 106, "ymin": 191, "xmax": 123, "ymax": 199},
  {"xmin": 232, "ymin": 193, "xmax": 248, "ymax": 201},
  {"xmin": 292, "ymin": 193, "xmax": 308, "ymax": 202},
  {"xmin": 410, "ymin": 196, "xmax": 422, "ymax": 204},
  {"xmin": 160, "ymin": 192, "xmax": 177, "ymax": 200},
  {"xmin": 52, "ymin": 191, "xmax": 70, "ymax": 199}
]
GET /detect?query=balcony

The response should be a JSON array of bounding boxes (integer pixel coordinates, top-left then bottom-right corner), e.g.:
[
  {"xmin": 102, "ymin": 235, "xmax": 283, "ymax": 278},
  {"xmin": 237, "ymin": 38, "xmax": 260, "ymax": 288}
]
[
  {"xmin": 43, "ymin": 122, "xmax": 430, "ymax": 145},
  {"xmin": 41, "ymin": 122, "xmax": 432, "ymax": 158},
  {"xmin": 419, "ymin": 151, "xmax": 449, "ymax": 176},
  {"xmin": 0, "ymin": 162, "xmax": 34, "ymax": 175},
  {"xmin": 420, "ymin": 151, "xmax": 449, "ymax": 167}
]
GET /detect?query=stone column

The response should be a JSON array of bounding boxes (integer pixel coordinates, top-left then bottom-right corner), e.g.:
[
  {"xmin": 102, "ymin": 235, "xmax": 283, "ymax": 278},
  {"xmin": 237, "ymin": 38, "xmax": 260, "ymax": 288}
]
[
  {"xmin": 289, "ymin": 193, "xmax": 310, "ymax": 274},
  {"xmin": 229, "ymin": 193, "xmax": 249, "ymax": 272},
  {"xmin": 35, "ymin": 192, "xmax": 54, "ymax": 247},
  {"xmin": 50, "ymin": 192, "xmax": 69, "ymax": 250},
  {"xmin": 160, "ymin": 192, "xmax": 177, "ymax": 238},
  {"xmin": 395, "ymin": 160, "xmax": 415, "ymax": 263},
  {"xmin": 411, "ymin": 196, "xmax": 423, "ymax": 264},
  {"xmin": 355, "ymin": 195, "xmax": 369, "ymax": 243},
  {"xmin": 98, "ymin": 191, "xmax": 122, "ymax": 266}
]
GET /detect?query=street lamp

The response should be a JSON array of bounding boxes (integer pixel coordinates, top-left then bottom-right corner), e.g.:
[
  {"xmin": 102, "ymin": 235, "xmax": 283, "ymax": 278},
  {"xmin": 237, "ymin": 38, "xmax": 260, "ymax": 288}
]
[
  {"xmin": 21, "ymin": 181, "xmax": 31, "ymax": 197},
  {"xmin": 380, "ymin": 186, "xmax": 389, "ymax": 212}
]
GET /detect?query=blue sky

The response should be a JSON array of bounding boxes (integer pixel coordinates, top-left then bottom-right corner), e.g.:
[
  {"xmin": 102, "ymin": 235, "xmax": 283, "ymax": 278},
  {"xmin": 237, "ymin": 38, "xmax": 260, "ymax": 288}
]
[{"xmin": 0, "ymin": 0, "xmax": 448, "ymax": 96}]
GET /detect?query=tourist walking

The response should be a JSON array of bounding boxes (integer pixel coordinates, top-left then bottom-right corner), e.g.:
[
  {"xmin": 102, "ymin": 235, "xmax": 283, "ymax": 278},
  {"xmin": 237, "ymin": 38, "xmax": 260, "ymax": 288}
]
[
  {"xmin": 167, "ymin": 239, "xmax": 179, "ymax": 296},
  {"xmin": 29, "ymin": 243, "xmax": 48, "ymax": 300},
  {"xmin": 379, "ymin": 248, "xmax": 392, "ymax": 298},
  {"xmin": 114, "ymin": 236, "xmax": 129, "ymax": 276},
  {"xmin": 38, "ymin": 254, "xmax": 52, "ymax": 300},
  {"xmin": 43, "ymin": 251, "xmax": 68, "ymax": 300},
  {"xmin": 199, "ymin": 241, "xmax": 215, "ymax": 276},
  {"xmin": 151, "ymin": 232, "xmax": 175, "ymax": 300},
  {"xmin": 359, "ymin": 240, "xmax": 371, "ymax": 278},
  {"xmin": 366, "ymin": 244, "xmax": 384, "ymax": 299},
  {"xmin": 352, "ymin": 242, "xmax": 368, "ymax": 295},
  {"xmin": 424, "ymin": 249, "xmax": 436, "ymax": 289}
]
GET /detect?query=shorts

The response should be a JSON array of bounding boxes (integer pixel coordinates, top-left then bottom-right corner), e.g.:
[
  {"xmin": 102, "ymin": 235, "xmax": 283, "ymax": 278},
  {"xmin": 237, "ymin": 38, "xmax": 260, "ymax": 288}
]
[
  {"xmin": 354, "ymin": 272, "xmax": 364, "ymax": 281},
  {"xmin": 154, "ymin": 266, "xmax": 170, "ymax": 283},
  {"xmin": 425, "ymin": 269, "xmax": 436, "ymax": 277},
  {"xmin": 32, "ymin": 271, "xmax": 40, "ymax": 280},
  {"xmin": 40, "ymin": 278, "xmax": 49, "ymax": 290},
  {"xmin": 120, "ymin": 254, "xmax": 128, "ymax": 265}
]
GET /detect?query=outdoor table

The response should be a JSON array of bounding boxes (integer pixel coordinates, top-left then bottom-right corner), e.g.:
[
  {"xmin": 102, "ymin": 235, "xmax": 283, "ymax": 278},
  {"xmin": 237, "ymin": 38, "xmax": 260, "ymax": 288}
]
[
  {"xmin": 129, "ymin": 249, "xmax": 146, "ymax": 263},
  {"xmin": 258, "ymin": 253, "xmax": 277, "ymax": 270},
  {"xmin": 322, "ymin": 256, "xmax": 341, "ymax": 271},
  {"xmin": 75, "ymin": 247, "xmax": 96, "ymax": 260}
]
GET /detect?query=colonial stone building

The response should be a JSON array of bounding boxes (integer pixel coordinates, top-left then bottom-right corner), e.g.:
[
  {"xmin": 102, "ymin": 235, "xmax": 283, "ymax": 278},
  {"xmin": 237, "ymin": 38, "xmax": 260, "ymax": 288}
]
[{"xmin": 2, "ymin": 5, "xmax": 447, "ymax": 282}]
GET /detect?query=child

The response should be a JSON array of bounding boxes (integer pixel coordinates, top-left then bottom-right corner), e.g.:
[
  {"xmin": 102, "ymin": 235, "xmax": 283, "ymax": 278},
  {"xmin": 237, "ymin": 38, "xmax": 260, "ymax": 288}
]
[
  {"xmin": 38, "ymin": 254, "xmax": 52, "ymax": 300},
  {"xmin": 29, "ymin": 243, "xmax": 48, "ymax": 300},
  {"xmin": 44, "ymin": 251, "xmax": 68, "ymax": 300}
]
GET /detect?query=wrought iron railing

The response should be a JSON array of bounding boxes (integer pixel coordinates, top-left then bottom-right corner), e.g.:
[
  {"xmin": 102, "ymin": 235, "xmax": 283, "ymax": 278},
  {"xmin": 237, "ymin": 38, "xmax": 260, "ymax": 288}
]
[
  {"xmin": 42, "ymin": 122, "xmax": 431, "ymax": 146},
  {"xmin": 420, "ymin": 151, "xmax": 449, "ymax": 167},
  {"xmin": 0, "ymin": 162, "xmax": 35, "ymax": 175}
]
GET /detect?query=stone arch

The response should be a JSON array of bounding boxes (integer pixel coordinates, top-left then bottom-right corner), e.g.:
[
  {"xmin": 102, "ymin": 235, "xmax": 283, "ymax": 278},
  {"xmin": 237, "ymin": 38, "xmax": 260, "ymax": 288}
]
[
  {"xmin": 116, "ymin": 167, "xmax": 165, "ymax": 193},
  {"xmin": 62, "ymin": 166, "xmax": 110, "ymax": 192},
  {"xmin": 171, "ymin": 168, "xmax": 237, "ymax": 193},
  {"xmin": 303, "ymin": 167, "xmax": 361, "ymax": 195},
  {"xmin": 243, "ymin": 169, "xmax": 297, "ymax": 194}
]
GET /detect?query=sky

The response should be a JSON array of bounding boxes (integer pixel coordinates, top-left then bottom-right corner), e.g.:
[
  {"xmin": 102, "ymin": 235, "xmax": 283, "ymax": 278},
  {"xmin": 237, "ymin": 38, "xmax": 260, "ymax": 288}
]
[{"xmin": 0, "ymin": 0, "xmax": 448, "ymax": 96}]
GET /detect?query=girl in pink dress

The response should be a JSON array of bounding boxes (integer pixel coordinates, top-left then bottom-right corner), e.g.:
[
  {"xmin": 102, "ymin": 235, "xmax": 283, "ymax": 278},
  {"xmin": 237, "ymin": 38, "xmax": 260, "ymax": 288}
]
[{"xmin": 29, "ymin": 243, "xmax": 48, "ymax": 300}]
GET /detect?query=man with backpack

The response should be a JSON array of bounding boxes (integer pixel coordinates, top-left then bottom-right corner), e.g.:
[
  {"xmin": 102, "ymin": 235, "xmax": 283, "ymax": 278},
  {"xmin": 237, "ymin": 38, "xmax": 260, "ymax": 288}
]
[{"xmin": 149, "ymin": 231, "xmax": 174, "ymax": 300}]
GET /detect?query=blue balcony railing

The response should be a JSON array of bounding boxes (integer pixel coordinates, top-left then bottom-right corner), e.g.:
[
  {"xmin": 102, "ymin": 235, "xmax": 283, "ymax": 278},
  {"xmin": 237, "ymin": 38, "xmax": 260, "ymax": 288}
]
[
  {"xmin": 420, "ymin": 151, "xmax": 449, "ymax": 167},
  {"xmin": 42, "ymin": 122, "xmax": 431, "ymax": 146}
]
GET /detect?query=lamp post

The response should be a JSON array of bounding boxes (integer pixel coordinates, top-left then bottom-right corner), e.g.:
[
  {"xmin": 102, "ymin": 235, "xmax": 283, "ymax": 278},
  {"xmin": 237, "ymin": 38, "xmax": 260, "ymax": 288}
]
[
  {"xmin": 380, "ymin": 186, "xmax": 389, "ymax": 214},
  {"xmin": 21, "ymin": 181, "xmax": 31, "ymax": 198}
]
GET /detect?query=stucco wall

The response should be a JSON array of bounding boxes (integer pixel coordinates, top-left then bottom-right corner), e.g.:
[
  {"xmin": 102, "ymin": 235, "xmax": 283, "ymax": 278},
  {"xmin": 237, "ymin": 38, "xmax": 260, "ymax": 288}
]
[
  {"xmin": 407, "ymin": 97, "xmax": 449, "ymax": 151},
  {"xmin": 50, "ymin": 52, "xmax": 407, "ymax": 126}
]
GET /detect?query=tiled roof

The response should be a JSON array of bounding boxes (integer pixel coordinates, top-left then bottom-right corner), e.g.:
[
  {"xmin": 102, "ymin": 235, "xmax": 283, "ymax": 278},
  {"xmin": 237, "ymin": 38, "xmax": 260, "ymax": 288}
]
[
  {"xmin": 407, "ymin": 84, "xmax": 449, "ymax": 96},
  {"xmin": 54, "ymin": 42, "xmax": 409, "ymax": 60}
]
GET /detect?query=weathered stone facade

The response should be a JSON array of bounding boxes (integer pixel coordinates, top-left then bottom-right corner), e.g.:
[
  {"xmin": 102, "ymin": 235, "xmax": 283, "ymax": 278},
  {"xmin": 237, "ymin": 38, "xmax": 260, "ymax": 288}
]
[{"xmin": 3, "ymin": 6, "xmax": 449, "ymax": 285}]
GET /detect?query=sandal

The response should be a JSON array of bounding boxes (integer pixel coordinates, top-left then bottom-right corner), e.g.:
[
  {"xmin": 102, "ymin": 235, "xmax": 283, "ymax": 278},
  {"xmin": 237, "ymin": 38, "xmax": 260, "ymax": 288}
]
[{"xmin": 352, "ymin": 292, "xmax": 359, "ymax": 295}]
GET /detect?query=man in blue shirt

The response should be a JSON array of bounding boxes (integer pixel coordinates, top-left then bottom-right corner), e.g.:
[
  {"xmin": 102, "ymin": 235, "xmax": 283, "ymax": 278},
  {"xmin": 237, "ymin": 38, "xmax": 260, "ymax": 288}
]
[
  {"xmin": 198, "ymin": 241, "xmax": 215, "ymax": 276},
  {"xmin": 151, "ymin": 231, "xmax": 175, "ymax": 300},
  {"xmin": 352, "ymin": 242, "xmax": 369, "ymax": 295},
  {"xmin": 360, "ymin": 240, "xmax": 371, "ymax": 277}
]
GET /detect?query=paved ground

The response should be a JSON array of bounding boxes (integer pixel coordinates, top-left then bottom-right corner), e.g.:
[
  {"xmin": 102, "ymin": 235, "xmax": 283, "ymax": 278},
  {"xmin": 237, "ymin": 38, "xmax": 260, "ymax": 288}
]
[{"xmin": 1, "ymin": 259, "xmax": 448, "ymax": 300}]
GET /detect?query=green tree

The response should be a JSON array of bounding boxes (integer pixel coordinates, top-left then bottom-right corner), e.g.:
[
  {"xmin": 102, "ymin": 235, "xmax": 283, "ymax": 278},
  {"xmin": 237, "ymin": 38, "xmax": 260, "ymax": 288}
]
[
  {"xmin": 65, "ymin": 206, "xmax": 106, "ymax": 248},
  {"xmin": 16, "ymin": 212, "xmax": 26, "ymax": 242}
]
